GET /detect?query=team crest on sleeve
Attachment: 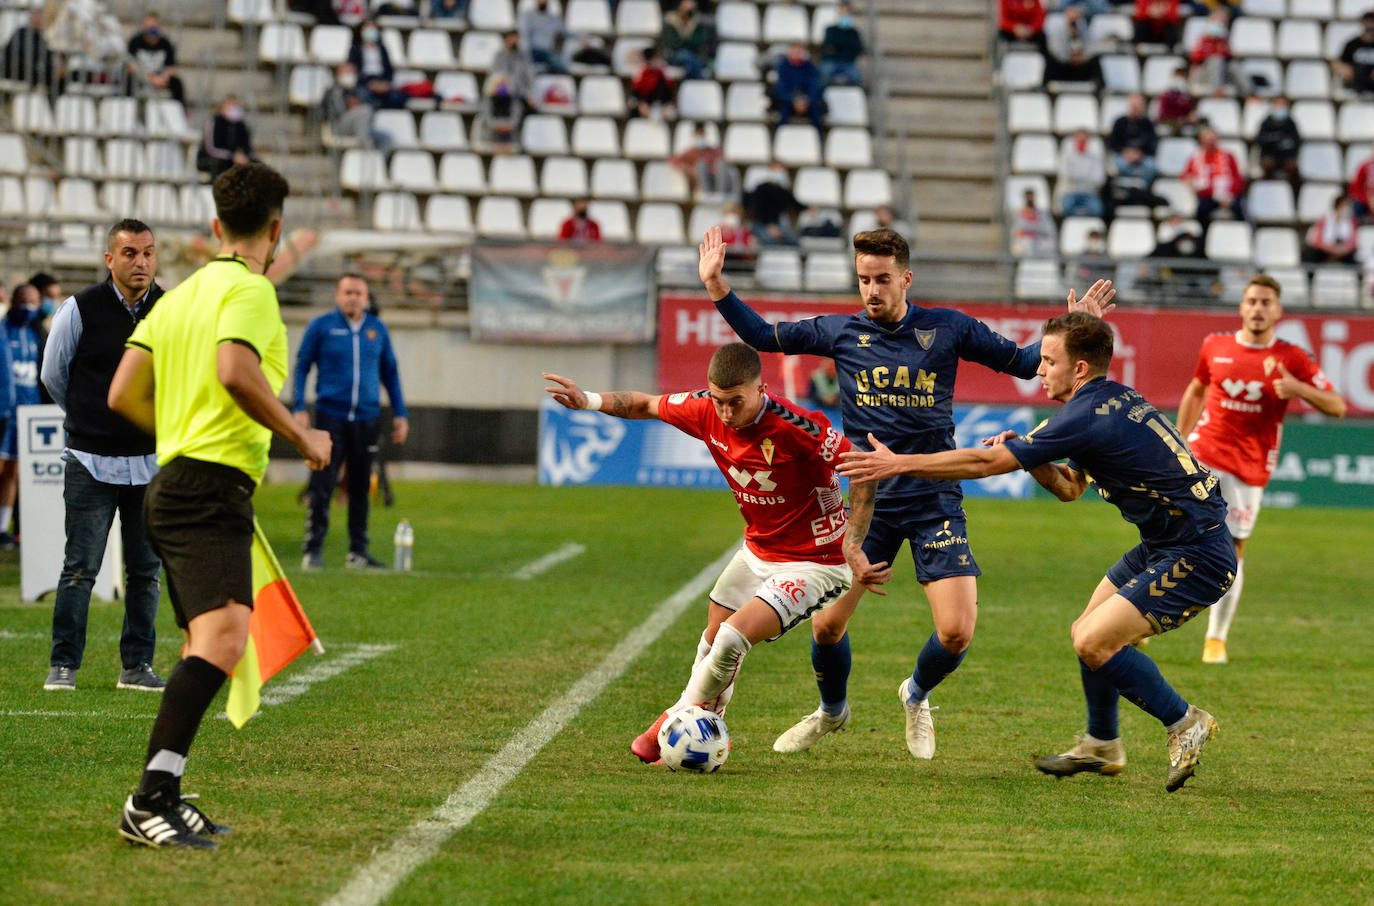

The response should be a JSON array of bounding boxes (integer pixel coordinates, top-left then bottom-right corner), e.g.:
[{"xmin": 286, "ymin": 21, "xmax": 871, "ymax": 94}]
[
  {"xmin": 915, "ymin": 328, "xmax": 936, "ymax": 350},
  {"xmin": 667, "ymin": 392, "xmax": 689, "ymax": 404}
]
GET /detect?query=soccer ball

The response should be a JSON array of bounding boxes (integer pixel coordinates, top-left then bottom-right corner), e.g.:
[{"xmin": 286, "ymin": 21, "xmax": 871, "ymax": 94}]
[{"xmin": 657, "ymin": 706, "xmax": 730, "ymax": 773}]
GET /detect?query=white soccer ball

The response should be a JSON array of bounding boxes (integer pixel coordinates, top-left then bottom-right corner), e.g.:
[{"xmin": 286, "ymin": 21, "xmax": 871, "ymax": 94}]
[{"xmin": 657, "ymin": 706, "xmax": 730, "ymax": 773}]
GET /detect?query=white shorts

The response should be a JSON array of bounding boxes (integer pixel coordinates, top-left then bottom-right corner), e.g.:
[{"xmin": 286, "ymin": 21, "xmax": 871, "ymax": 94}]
[
  {"xmin": 709, "ymin": 545, "xmax": 852, "ymax": 641},
  {"xmin": 1211, "ymin": 466, "xmax": 1263, "ymax": 540}
]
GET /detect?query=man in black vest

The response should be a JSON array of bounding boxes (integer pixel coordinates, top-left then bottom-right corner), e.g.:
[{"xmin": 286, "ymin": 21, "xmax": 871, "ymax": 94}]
[{"xmin": 40, "ymin": 220, "xmax": 165, "ymax": 692}]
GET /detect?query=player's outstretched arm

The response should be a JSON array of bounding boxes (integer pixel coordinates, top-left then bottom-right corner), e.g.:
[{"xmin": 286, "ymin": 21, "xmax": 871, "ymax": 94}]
[
  {"xmin": 1175, "ymin": 377, "xmax": 1208, "ymax": 436},
  {"xmin": 1067, "ymin": 279, "xmax": 1116, "ymax": 318},
  {"xmin": 982, "ymin": 429, "xmax": 1086, "ymax": 501},
  {"xmin": 839, "ymin": 433, "xmax": 1021, "ymax": 482},
  {"xmin": 1273, "ymin": 362, "xmax": 1348, "ymax": 418},
  {"xmin": 698, "ymin": 225, "xmax": 731, "ymax": 300},
  {"xmin": 542, "ymin": 372, "xmax": 660, "ymax": 419},
  {"xmin": 842, "ymin": 479, "xmax": 891, "ymax": 595}
]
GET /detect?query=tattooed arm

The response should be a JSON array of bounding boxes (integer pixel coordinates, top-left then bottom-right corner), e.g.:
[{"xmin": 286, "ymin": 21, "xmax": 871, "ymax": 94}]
[
  {"xmin": 841, "ymin": 478, "xmax": 892, "ymax": 595},
  {"xmin": 542, "ymin": 373, "xmax": 661, "ymax": 419}
]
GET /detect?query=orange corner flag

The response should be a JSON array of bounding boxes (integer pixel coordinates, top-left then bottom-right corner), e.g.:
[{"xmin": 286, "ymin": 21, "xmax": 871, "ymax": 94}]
[{"xmin": 225, "ymin": 520, "xmax": 324, "ymax": 728}]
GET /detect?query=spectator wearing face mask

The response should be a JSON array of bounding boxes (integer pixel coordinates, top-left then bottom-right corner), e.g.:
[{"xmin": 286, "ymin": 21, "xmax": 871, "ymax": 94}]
[
  {"xmin": 660, "ymin": 0, "xmax": 715, "ymax": 81},
  {"xmin": 348, "ymin": 20, "xmax": 405, "ymax": 109},
  {"xmin": 1303, "ymin": 193, "xmax": 1359, "ymax": 264},
  {"xmin": 819, "ymin": 3, "xmax": 864, "ymax": 87},
  {"xmin": 1044, "ymin": 5, "xmax": 1104, "ymax": 87},
  {"xmin": 1182, "ymin": 127, "xmax": 1244, "ymax": 224},
  {"xmin": 126, "ymin": 13, "xmax": 184, "ymax": 105},
  {"xmin": 1254, "ymin": 96, "xmax": 1300, "ymax": 188},
  {"xmin": 1107, "ymin": 93, "xmax": 1158, "ymax": 166},
  {"xmin": 744, "ymin": 162, "xmax": 802, "ymax": 246},
  {"xmin": 1155, "ymin": 66, "xmax": 1196, "ymax": 132},
  {"xmin": 558, "ymin": 199, "xmax": 602, "ymax": 242},
  {"xmin": 1011, "ymin": 190, "xmax": 1056, "ymax": 258},
  {"xmin": 773, "ymin": 42, "xmax": 826, "ymax": 132},
  {"xmin": 1056, "ymin": 129, "xmax": 1106, "ymax": 218},
  {"xmin": 1188, "ymin": 13, "xmax": 1233, "ymax": 95},
  {"xmin": 195, "ymin": 95, "xmax": 254, "ymax": 181}
]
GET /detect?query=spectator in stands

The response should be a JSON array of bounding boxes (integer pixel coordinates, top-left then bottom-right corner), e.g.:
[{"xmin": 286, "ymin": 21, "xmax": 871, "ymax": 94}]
[
  {"xmin": 29, "ymin": 273, "xmax": 62, "ymax": 319},
  {"xmin": 125, "ymin": 13, "xmax": 183, "ymax": 105},
  {"xmin": 1043, "ymin": 5, "xmax": 1103, "ymax": 87},
  {"xmin": 1349, "ymin": 141, "xmax": 1374, "ymax": 220},
  {"xmin": 1105, "ymin": 145, "xmax": 1167, "ymax": 220},
  {"xmin": 998, "ymin": 0, "xmax": 1047, "ymax": 54},
  {"xmin": 671, "ymin": 125, "xmax": 740, "ymax": 202},
  {"xmin": 1066, "ymin": 228, "xmax": 1112, "ymax": 288},
  {"xmin": 719, "ymin": 203, "xmax": 756, "ymax": 250},
  {"xmin": 819, "ymin": 3, "xmax": 864, "ymax": 87},
  {"xmin": 1011, "ymin": 190, "xmax": 1056, "ymax": 257},
  {"xmin": 1056, "ymin": 129, "xmax": 1106, "ymax": 218},
  {"xmin": 520, "ymin": 0, "xmax": 566, "ymax": 73},
  {"xmin": 798, "ymin": 206, "xmax": 843, "ymax": 238},
  {"xmin": 374, "ymin": 0, "xmax": 418, "ymax": 14},
  {"xmin": 1182, "ymin": 127, "xmax": 1244, "ymax": 224},
  {"xmin": 1188, "ymin": 0, "xmax": 1239, "ymax": 24},
  {"xmin": 744, "ymin": 162, "xmax": 802, "ymax": 246},
  {"xmin": 479, "ymin": 74, "xmax": 523, "ymax": 150},
  {"xmin": 630, "ymin": 46, "xmax": 677, "ymax": 119},
  {"xmin": 1334, "ymin": 11, "xmax": 1374, "ymax": 96},
  {"xmin": 569, "ymin": 36, "xmax": 612, "ymax": 68},
  {"xmin": 349, "ymin": 20, "xmax": 405, "ymax": 108},
  {"xmin": 1155, "ymin": 66, "xmax": 1197, "ymax": 132},
  {"xmin": 1, "ymin": 9, "xmax": 63, "ymax": 93},
  {"xmin": 774, "ymin": 42, "xmax": 827, "ymax": 132},
  {"xmin": 1140, "ymin": 212, "xmax": 1213, "ymax": 302},
  {"xmin": 875, "ymin": 203, "xmax": 913, "ymax": 237},
  {"xmin": 195, "ymin": 95, "xmax": 254, "ymax": 182},
  {"xmin": 490, "ymin": 30, "xmax": 535, "ymax": 110},
  {"xmin": 1133, "ymin": 0, "xmax": 1181, "ymax": 50},
  {"xmin": 660, "ymin": 0, "xmax": 715, "ymax": 80},
  {"xmin": 1255, "ymin": 96, "xmax": 1300, "ymax": 188},
  {"xmin": 289, "ymin": 0, "xmax": 343, "ymax": 23},
  {"xmin": 1108, "ymin": 93, "xmax": 1158, "ymax": 164},
  {"xmin": 559, "ymin": 199, "xmax": 602, "ymax": 243},
  {"xmin": 1303, "ymin": 193, "xmax": 1360, "ymax": 264},
  {"xmin": 1188, "ymin": 12, "xmax": 1233, "ymax": 96},
  {"xmin": 431, "ymin": 0, "xmax": 468, "ymax": 19},
  {"xmin": 324, "ymin": 68, "xmax": 391, "ymax": 151}
]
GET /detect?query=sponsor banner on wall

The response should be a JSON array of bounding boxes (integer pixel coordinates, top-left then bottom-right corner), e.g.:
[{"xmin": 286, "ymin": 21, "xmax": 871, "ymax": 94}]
[
  {"xmin": 471, "ymin": 244, "xmax": 656, "ymax": 343},
  {"xmin": 538, "ymin": 399, "xmax": 1037, "ymax": 499},
  {"xmin": 1262, "ymin": 419, "xmax": 1374, "ymax": 509},
  {"xmin": 657, "ymin": 293, "xmax": 1374, "ymax": 416}
]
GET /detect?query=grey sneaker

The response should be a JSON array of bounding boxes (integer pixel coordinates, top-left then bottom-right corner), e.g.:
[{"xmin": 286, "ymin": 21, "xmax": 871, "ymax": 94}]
[
  {"xmin": 44, "ymin": 665, "xmax": 76, "ymax": 690},
  {"xmin": 117, "ymin": 663, "xmax": 166, "ymax": 692},
  {"xmin": 1036, "ymin": 735, "xmax": 1127, "ymax": 777},
  {"xmin": 301, "ymin": 550, "xmax": 324, "ymax": 570},
  {"xmin": 898, "ymin": 678, "xmax": 936, "ymax": 760},
  {"xmin": 345, "ymin": 550, "xmax": 386, "ymax": 569},
  {"xmin": 773, "ymin": 705, "xmax": 851, "ymax": 753},
  {"xmin": 1166, "ymin": 705, "xmax": 1218, "ymax": 792}
]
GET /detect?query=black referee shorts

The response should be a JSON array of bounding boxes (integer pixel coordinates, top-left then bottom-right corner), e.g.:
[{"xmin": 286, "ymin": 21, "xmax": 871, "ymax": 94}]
[{"xmin": 143, "ymin": 456, "xmax": 256, "ymax": 628}]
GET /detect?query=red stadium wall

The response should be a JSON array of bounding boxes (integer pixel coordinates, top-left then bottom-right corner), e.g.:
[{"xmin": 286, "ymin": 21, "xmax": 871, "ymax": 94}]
[{"xmin": 658, "ymin": 293, "xmax": 1374, "ymax": 417}]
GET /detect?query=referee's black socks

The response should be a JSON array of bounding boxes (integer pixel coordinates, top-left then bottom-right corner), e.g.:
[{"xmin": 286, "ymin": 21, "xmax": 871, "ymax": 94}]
[{"xmin": 134, "ymin": 656, "xmax": 227, "ymax": 810}]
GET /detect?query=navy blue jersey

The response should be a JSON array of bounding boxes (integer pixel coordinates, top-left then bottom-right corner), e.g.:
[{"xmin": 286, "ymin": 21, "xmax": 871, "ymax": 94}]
[
  {"xmin": 1004, "ymin": 378, "xmax": 1230, "ymax": 547},
  {"xmin": 714, "ymin": 291, "xmax": 1040, "ymax": 504}
]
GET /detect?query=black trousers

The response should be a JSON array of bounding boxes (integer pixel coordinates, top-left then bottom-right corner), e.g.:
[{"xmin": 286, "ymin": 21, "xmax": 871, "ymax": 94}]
[{"xmin": 303, "ymin": 412, "xmax": 379, "ymax": 556}]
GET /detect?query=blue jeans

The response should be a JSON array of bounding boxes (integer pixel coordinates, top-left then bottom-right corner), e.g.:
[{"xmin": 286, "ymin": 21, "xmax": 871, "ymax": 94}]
[
  {"xmin": 1061, "ymin": 192, "xmax": 1104, "ymax": 218},
  {"xmin": 820, "ymin": 60, "xmax": 863, "ymax": 87},
  {"xmin": 50, "ymin": 457, "xmax": 161, "ymax": 669}
]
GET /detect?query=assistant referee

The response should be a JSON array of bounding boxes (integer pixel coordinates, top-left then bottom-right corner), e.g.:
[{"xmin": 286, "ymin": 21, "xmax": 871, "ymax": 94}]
[{"xmin": 107, "ymin": 163, "xmax": 332, "ymax": 849}]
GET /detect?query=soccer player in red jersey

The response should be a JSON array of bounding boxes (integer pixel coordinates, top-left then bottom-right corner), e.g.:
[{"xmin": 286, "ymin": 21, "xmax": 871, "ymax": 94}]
[
  {"xmin": 1176, "ymin": 274, "xmax": 1347, "ymax": 664},
  {"xmin": 543, "ymin": 343, "xmax": 855, "ymax": 763}
]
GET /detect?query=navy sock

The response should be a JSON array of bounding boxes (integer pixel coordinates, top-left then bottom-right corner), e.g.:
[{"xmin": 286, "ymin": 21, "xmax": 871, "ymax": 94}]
[
  {"xmin": 1093, "ymin": 645, "xmax": 1187, "ymax": 727},
  {"xmin": 812, "ymin": 632, "xmax": 851, "ymax": 717},
  {"xmin": 910, "ymin": 631, "xmax": 966, "ymax": 702},
  {"xmin": 135, "ymin": 656, "xmax": 227, "ymax": 808},
  {"xmin": 1079, "ymin": 658, "xmax": 1120, "ymax": 740}
]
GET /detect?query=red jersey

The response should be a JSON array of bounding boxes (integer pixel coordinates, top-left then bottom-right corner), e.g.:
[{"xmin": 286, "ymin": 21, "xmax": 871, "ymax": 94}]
[
  {"xmin": 1187, "ymin": 332, "xmax": 1332, "ymax": 487},
  {"xmin": 657, "ymin": 391, "xmax": 850, "ymax": 564}
]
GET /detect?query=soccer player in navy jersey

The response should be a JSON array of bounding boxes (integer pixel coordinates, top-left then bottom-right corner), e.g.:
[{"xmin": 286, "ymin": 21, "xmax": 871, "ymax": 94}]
[
  {"xmin": 839, "ymin": 312, "xmax": 1233, "ymax": 791},
  {"xmin": 700, "ymin": 225, "xmax": 1114, "ymax": 760}
]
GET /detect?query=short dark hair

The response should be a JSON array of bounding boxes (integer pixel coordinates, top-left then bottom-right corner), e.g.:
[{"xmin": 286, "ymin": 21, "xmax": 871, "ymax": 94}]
[
  {"xmin": 107, "ymin": 218, "xmax": 153, "ymax": 248},
  {"xmin": 1246, "ymin": 273, "xmax": 1282, "ymax": 298},
  {"xmin": 213, "ymin": 162, "xmax": 290, "ymax": 240},
  {"xmin": 707, "ymin": 342, "xmax": 762, "ymax": 388},
  {"xmin": 28, "ymin": 272, "xmax": 56, "ymax": 294},
  {"xmin": 853, "ymin": 228, "xmax": 909, "ymax": 272},
  {"xmin": 1042, "ymin": 311, "xmax": 1113, "ymax": 375}
]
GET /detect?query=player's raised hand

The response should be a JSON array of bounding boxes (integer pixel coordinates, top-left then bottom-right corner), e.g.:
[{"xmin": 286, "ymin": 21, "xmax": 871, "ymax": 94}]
[
  {"xmin": 542, "ymin": 372, "xmax": 589, "ymax": 410},
  {"xmin": 837, "ymin": 433, "xmax": 903, "ymax": 482},
  {"xmin": 1067, "ymin": 279, "xmax": 1116, "ymax": 317},
  {"xmin": 980, "ymin": 429, "xmax": 1019, "ymax": 447},
  {"xmin": 698, "ymin": 226, "xmax": 730, "ymax": 297},
  {"xmin": 1272, "ymin": 361, "xmax": 1302, "ymax": 399}
]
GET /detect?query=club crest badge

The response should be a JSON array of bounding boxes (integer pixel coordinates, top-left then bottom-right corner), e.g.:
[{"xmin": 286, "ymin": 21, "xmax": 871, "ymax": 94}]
[{"xmin": 915, "ymin": 328, "xmax": 936, "ymax": 350}]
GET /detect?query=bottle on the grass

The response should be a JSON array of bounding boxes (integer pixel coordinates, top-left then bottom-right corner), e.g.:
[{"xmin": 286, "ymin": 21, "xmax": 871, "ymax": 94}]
[{"xmin": 393, "ymin": 519, "xmax": 413, "ymax": 571}]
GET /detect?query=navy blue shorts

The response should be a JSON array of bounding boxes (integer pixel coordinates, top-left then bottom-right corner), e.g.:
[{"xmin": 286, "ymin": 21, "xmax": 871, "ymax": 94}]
[
  {"xmin": 0, "ymin": 417, "xmax": 16, "ymax": 459},
  {"xmin": 864, "ymin": 506, "xmax": 981, "ymax": 584},
  {"xmin": 1106, "ymin": 527, "xmax": 1238, "ymax": 634}
]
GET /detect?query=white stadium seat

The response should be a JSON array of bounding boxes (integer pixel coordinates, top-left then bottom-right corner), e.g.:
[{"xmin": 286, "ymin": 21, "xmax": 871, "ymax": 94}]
[
  {"xmin": 56, "ymin": 178, "xmax": 100, "ymax": 220},
  {"xmin": 529, "ymin": 197, "xmax": 574, "ymax": 238},
  {"xmin": 792, "ymin": 166, "xmax": 842, "ymax": 207},
  {"xmin": 725, "ymin": 81, "xmax": 769, "ymax": 121},
  {"xmin": 676, "ymin": 80, "xmax": 724, "ymax": 121},
  {"xmin": 53, "ymin": 95, "xmax": 96, "ymax": 134},
  {"xmin": 425, "ymin": 194, "xmax": 475, "ymax": 234},
  {"xmin": 1253, "ymin": 226, "xmax": 1301, "ymax": 267},
  {"xmin": 1007, "ymin": 92, "xmax": 1052, "ymax": 134},
  {"xmin": 439, "ymin": 151, "xmax": 486, "ymax": 194},
  {"xmin": 566, "ymin": 0, "xmax": 613, "ymax": 35},
  {"xmin": 587, "ymin": 200, "xmax": 631, "ymax": 241},
  {"xmin": 1298, "ymin": 141, "xmax": 1344, "ymax": 182},
  {"xmin": 755, "ymin": 248, "xmax": 803, "ymax": 290},
  {"xmin": 824, "ymin": 126, "xmax": 873, "ymax": 168},
  {"xmin": 571, "ymin": 116, "xmax": 620, "ymax": 157},
  {"xmin": 773, "ymin": 123, "xmax": 821, "ymax": 166},
  {"xmin": 723, "ymin": 123, "xmax": 771, "ymax": 164},
  {"xmin": 407, "ymin": 29, "xmax": 456, "ymax": 70},
  {"xmin": 762, "ymin": 3, "xmax": 809, "ymax": 43},
  {"xmin": 641, "ymin": 160, "xmax": 690, "ymax": 201},
  {"xmin": 843, "ymin": 169, "xmax": 892, "ymax": 208},
  {"xmin": 614, "ymin": 0, "xmax": 662, "ymax": 37},
  {"xmin": 488, "ymin": 154, "xmax": 538, "ymax": 196},
  {"xmin": 389, "ymin": 149, "xmax": 438, "ymax": 192},
  {"xmin": 1107, "ymin": 218, "xmax": 1156, "ymax": 258},
  {"xmin": 475, "ymin": 195, "xmax": 526, "ymax": 238},
  {"xmin": 1297, "ymin": 181, "xmax": 1343, "ymax": 221},
  {"xmin": 623, "ymin": 118, "xmax": 671, "ymax": 160},
  {"xmin": 540, "ymin": 156, "xmax": 589, "ymax": 198},
  {"xmin": 259, "ymin": 23, "xmax": 307, "ymax": 64},
  {"xmin": 373, "ymin": 109, "xmax": 419, "ymax": 149},
  {"xmin": 823, "ymin": 85, "xmax": 868, "ymax": 127},
  {"xmin": 374, "ymin": 191, "xmax": 422, "ymax": 231},
  {"xmin": 715, "ymin": 2, "xmax": 761, "ymax": 42},
  {"xmin": 1247, "ymin": 180, "xmax": 1297, "ymax": 223},
  {"xmin": 520, "ymin": 114, "xmax": 570, "ymax": 156},
  {"xmin": 1000, "ymin": 51, "xmax": 1045, "ymax": 90},
  {"xmin": 1011, "ymin": 134, "xmax": 1059, "ymax": 174},
  {"xmin": 289, "ymin": 64, "xmax": 332, "ymax": 107},
  {"xmin": 635, "ymin": 201, "xmax": 686, "ymax": 244},
  {"xmin": 590, "ymin": 158, "xmax": 637, "ymax": 200},
  {"xmin": 578, "ymin": 75, "xmax": 626, "ymax": 116},
  {"xmin": 1204, "ymin": 220, "xmax": 1253, "ymax": 263},
  {"xmin": 468, "ymin": 0, "xmax": 516, "ymax": 31},
  {"xmin": 340, "ymin": 148, "xmax": 390, "ymax": 191},
  {"xmin": 1311, "ymin": 266, "xmax": 1360, "ymax": 308},
  {"xmin": 419, "ymin": 111, "xmax": 468, "ymax": 150},
  {"xmin": 714, "ymin": 42, "xmax": 760, "ymax": 81},
  {"xmin": 1275, "ymin": 19, "xmax": 1322, "ymax": 58},
  {"xmin": 308, "ymin": 24, "xmax": 352, "ymax": 65},
  {"xmin": 458, "ymin": 31, "xmax": 503, "ymax": 72}
]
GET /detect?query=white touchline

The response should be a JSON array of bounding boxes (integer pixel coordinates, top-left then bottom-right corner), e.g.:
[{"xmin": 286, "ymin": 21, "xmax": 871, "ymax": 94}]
[
  {"xmin": 511, "ymin": 542, "xmax": 586, "ymax": 580},
  {"xmin": 0, "ymin": 630, "xmax": 47, "ymax": 640},
  {"xmin": 3, "ymin": 710, "xmax": 147, "ymax": 720},
  {"xmin": 216, "ymin": 643, "xmax": 399, "ymax": 721},
  {"xmin": 323, "ymin": 542, "xmax": 739, "ymax": 906}
]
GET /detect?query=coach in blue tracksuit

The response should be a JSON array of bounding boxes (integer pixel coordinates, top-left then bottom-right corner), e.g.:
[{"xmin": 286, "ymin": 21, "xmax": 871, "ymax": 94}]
[{"xmin": 293, "ymin": 274, "xmax": 407, "ymax": 570}]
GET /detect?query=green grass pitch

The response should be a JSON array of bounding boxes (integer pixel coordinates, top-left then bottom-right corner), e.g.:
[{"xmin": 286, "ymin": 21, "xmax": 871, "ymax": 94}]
[{"xmin": 0, "ymin": 482, "xmax": 1370, "ymax": 905}]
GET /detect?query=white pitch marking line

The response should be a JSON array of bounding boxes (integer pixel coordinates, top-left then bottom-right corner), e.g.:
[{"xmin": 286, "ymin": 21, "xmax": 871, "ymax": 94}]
[
  {"xmin": 216, "ymin": 643, "xmax": 399, "ymax": 720},
  {"xmin": 511, "ymin": 542, "xmax": 586, "ymax": 580},
  {"xmin": 323, "ymin": 543, "xmax": 738, "ymax": 906},
  {"xmin": 3, "ymin": 710, "xmax": 147, "ymax": 720},
  {"xmin": 0, "ymin": 630, "xmax": 46, "ymax": 640}
]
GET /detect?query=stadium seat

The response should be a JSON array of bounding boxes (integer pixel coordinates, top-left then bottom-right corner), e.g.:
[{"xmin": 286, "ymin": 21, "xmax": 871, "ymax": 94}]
[
  {"xmin": 1015, "ymin": 260, "xmax": 1061, "ymax": 300},
  {"xmin": 1266, "ymin": 266, "xmax": 1309, "ymax": 306},
  {"xmin": 774, "ymin": 123, "xmax": 821, "ymax": 166},
  {"xmin": 615, "ymin": 0, "xmax": 662, "ymax": 37},
  {"xmin": 372, "ymin": 109, "xmax": 419, "ymax": 149},
  {"xmin": 1204, "ymin": 220, "xmax": 1254, "ymax": 262},
  {"xmin": 843, "ymin": 169, "xmax": 892, "ymax": 208},
  {"xmin": 671, "ymin": 120, "xmax": 720, "ymax": 156},
  {"xmin": 1005, "ymin": 174, "xmax": 1051, "ymax": 211},
  {"xmin": 0, "ymin": 135, "xmax": 24, "ymax": 176},
  {"xmin": 1087, "ymin": 12, "xmax": 1131, "ymax": 44},
  {"xmin": 438, "ymin": 152, "xmax": 486, "ymax": 194},
  {"xmin": 657, "ymin": 245, "xmax": 700, "ymax": 281},
  {"xmin": 1358, "ymin": 224, "xmax": 1374, "ymax": 263},
  {"xmin": 179, "ymin": 184, "xmax": 214, "ymax": 226},
  {"xmin": 308, "ymin": 24, "xmax": 352, "ymax": 65},
  {"xmin": 228, "ymin": 0, "xmax": 274, "ymax": 23},
  {"xmin": 1053, "ymin": 94, "xmax": 1098, "ymax": 134},
  {"xmin": 1230, "ymin": 17, "xmax": 1276, "ymax": 56},
  {"xmin": 566, "ymin": 0, "xmax": 613, "ymax": 35},
  {"xmin": 1107, "ymin": 218, "xmax": 1156, "ymax": 258},
  {"xmin": 1242, "ymin": 0, "xmax": 1286, "ymax": 16},
  {"xmin": 578, "ymin": 75, "xmax": 627, "ymax": 117},
  {"xmin": 1292, "ymin": 100, "xmax": 1335, "ymax": 139},
  {"xmin": 716, "ymin": 2, "xmax": 760, "ymax": 41},
  {"xmin": 1346, "ymin": 143, "xmax": 1371, "ymax": 181},
  {"xmin": 714, "ymin": 42, "xmax": 760, "ymax": 81},
  {"xmin": 433, "ymin": 72, "xmax": 480, "ymax": 111},
  {"xmin": 1155, "ymin": 137, "xmax": 1198, "ymax": 177},
  {"xmin": 1338, "ymin": 0, "xmax": 1369, "ymax": 18},
  {"xmin": 1195, "ymin": 97, "xmax": 1241, "ymax": 137},
  {"xmin": 723, "ymin": 123, "xmax": 771, "ymax": 164},
  {"xmin": 1248, "ymin": 180, "xmax": 1297, "ymax": 224},
  {"xmin": 743, "ymin": 164, "xmax": 783, "ymax": 193},
  {"xmin": 540, "ymin": 156, "xmax": 589, "ymax": 198},
  {"xmin": 475, "ymin": 195, "xmax": 526, "ymax": 238},
  {"xmin": 1151, "ymin": 178, "xmax": 1197, "ymax": 217},
  {"xmin": 61, "ymin": 137, "xmax": 99, "ymax": 178},
  {"xmin": 1325, "ymin": 20, "xmax": 1362, "ymax": 58},
  {"xmin": 1276, "ymin": 19, "xmax": 1322, "ymax": 58},
  {"xmin": 755, "ymin": 248, "xmax": 803, "ymax": 290},
  {"xmin": 848, "ymin": 209, "xmax": 878, "ymax": 237},
  {"xmin": 635, "ymin": 201, "xmax": 686, "ymax": 244},
  {"xmin": 56, "ymin": 177, "xmax": 100, "ymax": 221},
  {"xmin": 289, "ymin": 64, "xmax": 332, "ymax": 107},
  {"xmin": 1285, "ymin": 60, "xmax": 1332, "ymax": 100},
  {"xmin": 418, "ymin": 111, "xmax": 467, "ymax": 151},
  {"xmin": 763, "ymin": 3, "xmax": 809, "ymax": 43},
  {"xmin": 528, "ymin": 197, "xmax": 575, "ymax": 238},
  {"xmin": 810, "ymin": 4, "xmax": 839, "ymax": 44},
  {"xmin": 1310, "ymin": 266, "xmax": 1360, "ymax": 308},
  {"xmin": 571, "ymin": 116, "xmax": 620, "ymax": 157},
  {"xmin": 793, "ymin": 166, "xmax": 842, "ymax": 207},
  {"xmin": 0, "ymin": 176, "xmax": 22, "ymax": 217},
  {"xmin": 1099, "ymin": 55, "xmax": 1140, "ymax": 93},
  {"xmin": 1253, "ymin": 226, "xmax": 1301, "ymax": 267},
  {"xmin": 104, "ymin": 140, "xmax": 145, "ymax": 180},
  {"xmin": 641, "ymin": 160, "xmax": 690, "ymax": 201},
  {"xmin": 145, "ymin": 99, "xmax": 194, "ymax": 141},
  {"xmin": 1142, "ymin": 55, "xmax": 1186, "ymax": 95},
  {"xmin": 468, "ymin": 0, "xmax": 516, "ymax": 31},
  {"xmin": 98, "ymin": 97, "xmax": 139, "ymax": 137},
  {"xmin": 144, "ymin": 142, "xmax": 187, "ymax": 181},
  {"xmin": 686, "ymin": 203, "xmax": 723, "ymax": 239},
  {"xmin": 1059, "ymin": 216, "xmax": 1106, "ymax": 256},
  {"xmin": 520, "ymin": 114, "xmax": 570, "ymax": 155},
  {"xmin": 590, "ymin": 158, "xmax": 637, "ymax": 200},
  {"xmin": 1007, "ymin": 92, "xmax": 1052, "ymax": 133},
  {"xmin": 530, "ymin": 74, "xmax": 577, "ymax": 115},
  {"xmin": 1000, "ymin": 51, "xmax": 1045, "ymax": 91},
  {"xmin": 1237, "ymin": 57, "xmax": 1283, "ymax": 96},
  {"xmin": 1240, "ymin": 96, "xmax": 1271, "ymax": 138},
  {"xmin": 53, "ymin": 95, "xmax": 96, "ymax": 135},
  {"xmin": 623, "ymin": 118, "xmax": 671, "ymax": 160},
  {"xmin": 425, "ymin": 194, "xmax": 474, "ymax": 234},
  {"xmin": 677, "ymin": 80, "xmax": 724, "ymax": 121},
  {"xmin": 133, "ymin": 182, "xmax": 178, "ymax": 224},
  {"xmin": 1298, "ymin": 141, "xmax": 1344, "ymax": 182},
  {"xmin": 587, "ymin": 200, "xmax": 631, "ymax": 241},
  {"xmin": 99, "ymin": 181, "xmax": 134, "ymax": 218},
  {"xmin": 489, "ymin": 154, "xmax": 538, "ymax": 196},
  {"xmin": 611, "ymin": 37, "xmax": 653, "ymax": 77},
  {"xmin": 824, "ymin": 127, "xmax": 872, "ymax": 169},
  {"xmin": 259, "ymin": 23, "xmax": 307, "ymax": 64},
  {"xmin": 1011, "ymin": 134, "xmax": 1059, "ymax": 174},
  {"xmin": 1291, "ymin": 0, "xmax": 1334, "ymax": 15},
  {"xmin": 13, "ymin": 92, "xmax": 54, "ymax": 135},
  {"xmin": 1099, "ymin": 94, "xmax": 1131, "ymax": 131},
  {"xmin": 823, "ymin": 85, "xmax": 868, "ymax": 127},
  {"xmin": 804, "ymin": 251, "xmax": 853, "ymax": 291},
  {"xmin": 457, "ymin": 31, "xmax": 503, "ymax": 72},
  {"xmin": 1338, "ymin": 102, "xmax": 1374, "ymax": 143},
  {"xmin": 725, "ymin": 81, "xmax": 769, "ymax": 121},
  {"xmin": 340, "ymin": 148, "xmax": 391, "ymax": 191},
  {"xmin": 408, "ymin": 29, "xmax": 456, "ymax": 70},
  {"xmin": 388, "ymin": 149, "xmax": 438, "ymax": 192},
  {"xmin": 374, "ymin": 191, "xmax": 422, "ymax": 231},
  {"xmin": 1297, "ymin": 181, "xmax": 1343, "ymax": 221}
]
